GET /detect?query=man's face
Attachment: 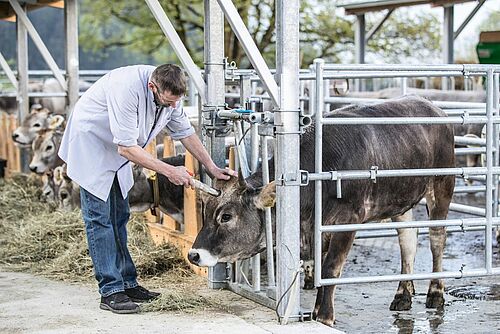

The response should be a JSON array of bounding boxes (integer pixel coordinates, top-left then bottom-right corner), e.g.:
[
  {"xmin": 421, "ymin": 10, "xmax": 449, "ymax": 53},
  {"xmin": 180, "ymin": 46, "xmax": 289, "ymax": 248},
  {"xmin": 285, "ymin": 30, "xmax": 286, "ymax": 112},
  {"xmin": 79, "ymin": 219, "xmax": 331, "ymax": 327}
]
[{"xmin": 150, "ymin": 82, "xmax": 182, "ymax": 108}]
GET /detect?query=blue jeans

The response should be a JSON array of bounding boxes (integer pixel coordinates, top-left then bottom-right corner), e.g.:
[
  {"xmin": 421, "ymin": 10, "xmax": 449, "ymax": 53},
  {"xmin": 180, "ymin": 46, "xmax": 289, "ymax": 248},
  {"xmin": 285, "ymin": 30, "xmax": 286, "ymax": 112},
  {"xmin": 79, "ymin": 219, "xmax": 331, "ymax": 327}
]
[{"xmin": 80, "ymin": 176, "xmax": 138, "ymax": 297}]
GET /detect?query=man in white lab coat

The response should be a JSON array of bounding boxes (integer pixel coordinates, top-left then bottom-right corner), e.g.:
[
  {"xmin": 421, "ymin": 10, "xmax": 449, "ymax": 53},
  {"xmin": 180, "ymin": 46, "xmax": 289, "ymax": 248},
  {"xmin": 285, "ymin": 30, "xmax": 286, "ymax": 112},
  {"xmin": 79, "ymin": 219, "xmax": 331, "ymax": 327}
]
[{"xmin": 59, "ymin": 64, "xmax": 233, "ymax": 313}]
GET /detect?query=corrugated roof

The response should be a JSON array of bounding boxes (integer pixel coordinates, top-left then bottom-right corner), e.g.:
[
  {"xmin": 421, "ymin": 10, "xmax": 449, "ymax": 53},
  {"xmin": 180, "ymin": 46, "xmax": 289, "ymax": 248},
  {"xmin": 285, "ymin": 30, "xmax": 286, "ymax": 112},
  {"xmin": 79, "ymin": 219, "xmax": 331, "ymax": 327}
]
[
  {"xmin": 0, "ymin": 1, "xmax": 63, "ymax": 21},
  {"xmin": 337, "ymin": 0, "xmax": 474, "ymax": 15}
]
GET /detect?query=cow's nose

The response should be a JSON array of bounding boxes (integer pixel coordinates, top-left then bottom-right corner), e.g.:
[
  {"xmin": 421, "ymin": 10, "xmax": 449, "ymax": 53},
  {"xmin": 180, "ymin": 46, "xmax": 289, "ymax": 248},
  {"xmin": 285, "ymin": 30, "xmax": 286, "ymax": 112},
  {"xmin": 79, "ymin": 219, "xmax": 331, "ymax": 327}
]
[
  {"xmin": 12, "ymin": 133, "xmax": 19, "ymax": 140},
  {"xmin": 29, "ymin": 165, "xmax": 37, "ymax": 173},
  {"xmin": 188, "ymin": 250, "xmax": 200, "ymax": 265}
]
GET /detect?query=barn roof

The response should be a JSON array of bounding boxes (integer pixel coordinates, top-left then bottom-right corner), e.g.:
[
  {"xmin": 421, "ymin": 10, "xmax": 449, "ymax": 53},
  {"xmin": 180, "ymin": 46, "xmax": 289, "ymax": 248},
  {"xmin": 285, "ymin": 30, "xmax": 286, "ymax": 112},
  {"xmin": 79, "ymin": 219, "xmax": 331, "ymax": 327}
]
[
  {"xmin": 337, "ymin": 0, "xmax": 475, "ymax": 15},
  {"xmin": 0, "ymin": 1, "xmax": 63, "ymax": 22}
]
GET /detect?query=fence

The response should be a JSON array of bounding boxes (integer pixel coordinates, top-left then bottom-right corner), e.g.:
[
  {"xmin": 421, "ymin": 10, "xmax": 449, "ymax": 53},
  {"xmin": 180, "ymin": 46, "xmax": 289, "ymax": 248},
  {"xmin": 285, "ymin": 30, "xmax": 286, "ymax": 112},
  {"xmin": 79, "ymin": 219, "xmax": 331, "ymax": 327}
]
[{"xmin": 0, "ymin": 112, "xmax": 21, "ymax": 177}]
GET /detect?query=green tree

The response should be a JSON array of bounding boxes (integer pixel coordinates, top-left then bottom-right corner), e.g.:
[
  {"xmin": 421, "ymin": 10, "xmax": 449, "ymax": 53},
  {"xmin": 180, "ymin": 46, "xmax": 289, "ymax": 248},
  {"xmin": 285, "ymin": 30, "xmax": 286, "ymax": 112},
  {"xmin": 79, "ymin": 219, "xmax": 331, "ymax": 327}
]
[{"xmin": 79, "ymin": 0, "xmax": 441, "ymax": 68}]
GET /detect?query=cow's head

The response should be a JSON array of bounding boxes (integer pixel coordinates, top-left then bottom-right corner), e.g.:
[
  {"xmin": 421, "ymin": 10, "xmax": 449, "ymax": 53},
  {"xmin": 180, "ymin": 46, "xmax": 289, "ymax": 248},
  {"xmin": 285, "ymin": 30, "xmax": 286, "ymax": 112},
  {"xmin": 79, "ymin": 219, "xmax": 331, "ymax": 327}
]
[
  {"xmin": 188, "ymin": 175, "xmax": 276, "ymax": 267},
  {"xmin": 12, "ymin": 106, "xmax": 63, "ymax": 147},
  {"xmin": 29, "ymin": 129, "xmax": 64, "ymax": 174},
  {"xmin": 41, "ymin": 169, "xmax": 57, "ymax": 202}
]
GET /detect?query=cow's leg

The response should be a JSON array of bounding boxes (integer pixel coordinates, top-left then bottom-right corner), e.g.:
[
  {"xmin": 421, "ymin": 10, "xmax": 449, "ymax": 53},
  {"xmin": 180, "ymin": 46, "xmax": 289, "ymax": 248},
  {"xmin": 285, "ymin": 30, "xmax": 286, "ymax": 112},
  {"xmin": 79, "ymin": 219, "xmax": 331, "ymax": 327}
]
[
  {"xmin": 425, "ymin": 177, "xmax": 453, "ymax": 309},
  {"xmin": 390, "ymin": 209, "xmax": 417, "ymax": 311},
  {"xmin": 313, "ymin": 231, "xmax": 356, "ymax": 327}
]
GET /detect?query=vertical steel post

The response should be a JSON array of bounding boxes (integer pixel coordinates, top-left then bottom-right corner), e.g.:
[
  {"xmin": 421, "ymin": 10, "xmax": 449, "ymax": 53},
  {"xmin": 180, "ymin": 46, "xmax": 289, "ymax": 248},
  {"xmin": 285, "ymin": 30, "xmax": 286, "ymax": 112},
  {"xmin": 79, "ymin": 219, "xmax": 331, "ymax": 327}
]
[
  {"xmin": 16, "ymin": 3, "xmax": 29, "ymax": 173},
  {"xmin": 313, "ymin": 59, "xmax": 324, "ymax": 287},
  {"xmin": 485, "ymin": 69, "xmax": 494, "ymax": 273},
  {"xmin": 493, "ymin": 74, "xmax": 500, "ymax": 219},
  {"xmin": 442, "ymin": 6, "xmax": 454, "ymax": 90},
  {"xmin": 65, "ymin": 0, "xmax": 79, "ymax": 115},
  {"xmin": 262, "ymin": 136, "xmax": 276, "ymax": 292},
  {"xmin": 204, "ymin": 0, "xmax": 227, "ymax": 289},
  {"xmin": 355, "ymin": 14, "xmax": 365, "ymax": 92},
  {"xmin": 275, "ymin": 0, "xmax": 301, "ymax": 320}
]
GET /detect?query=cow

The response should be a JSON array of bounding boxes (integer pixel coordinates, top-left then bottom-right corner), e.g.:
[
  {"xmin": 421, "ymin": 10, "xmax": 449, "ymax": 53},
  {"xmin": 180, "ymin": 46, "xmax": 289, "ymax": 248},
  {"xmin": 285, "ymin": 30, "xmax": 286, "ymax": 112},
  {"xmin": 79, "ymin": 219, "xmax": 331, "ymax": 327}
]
[
  {"xmin": 53, "ymin": 164, "xmax": 81, "ymax": 211},
  {"xmin": 41, "ymin": 169, "xmax": 58, "ymax": 203},
  {"xmin": 128, "ymin": 154, "xmax": 185, "ymax": 224},
  {"xmin": 29, "ymin": 128, "xmax": 64, "ymax": 174},
  {"xmin": 188, "ymin": 96, "xmax": 455, "ymax": 327},
  {"xmin": 11, "ymin": 105, "xmax": 65, "ymax": 147}
]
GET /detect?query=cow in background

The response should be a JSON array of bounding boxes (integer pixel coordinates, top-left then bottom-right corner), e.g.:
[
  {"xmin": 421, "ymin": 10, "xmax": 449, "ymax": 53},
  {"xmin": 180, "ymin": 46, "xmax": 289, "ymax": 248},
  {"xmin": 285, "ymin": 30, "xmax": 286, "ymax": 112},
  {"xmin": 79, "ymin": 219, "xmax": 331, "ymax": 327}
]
[
  {"xmin": 29, "ymin": 128, "xmax": 64, "ymax": 174},
  {"xmin": 188, "ymin": 96, "xmax": 455, "ymax": 327},
  {"xmin": 12, "ymin": 105, "xmax": 65, "ymax": 147},
  {"xmin": 53, "ymin": 164, "xmax": 80, "ymax": 211}
]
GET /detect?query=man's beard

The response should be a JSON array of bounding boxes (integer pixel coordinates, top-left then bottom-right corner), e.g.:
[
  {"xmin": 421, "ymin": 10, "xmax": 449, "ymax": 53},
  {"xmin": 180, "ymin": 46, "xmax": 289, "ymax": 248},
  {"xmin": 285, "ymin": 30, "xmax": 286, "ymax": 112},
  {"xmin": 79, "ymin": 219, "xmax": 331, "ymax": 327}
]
[{"xmin": 153, "ymin": 91, "xmax": 168, "ymax": 108}]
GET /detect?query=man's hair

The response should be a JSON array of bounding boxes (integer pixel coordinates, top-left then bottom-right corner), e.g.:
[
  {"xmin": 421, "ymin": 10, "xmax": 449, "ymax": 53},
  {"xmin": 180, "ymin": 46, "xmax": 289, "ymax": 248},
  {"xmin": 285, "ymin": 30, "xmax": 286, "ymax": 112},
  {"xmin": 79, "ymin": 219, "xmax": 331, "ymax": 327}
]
[{"xmin": 151, "ymin": 64, "xmax": 187, "ymax": 96}]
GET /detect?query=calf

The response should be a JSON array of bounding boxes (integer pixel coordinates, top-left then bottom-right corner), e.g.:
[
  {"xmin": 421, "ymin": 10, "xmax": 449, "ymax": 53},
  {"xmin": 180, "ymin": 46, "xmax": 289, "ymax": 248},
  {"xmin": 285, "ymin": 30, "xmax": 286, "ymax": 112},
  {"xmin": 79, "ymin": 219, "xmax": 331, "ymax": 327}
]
[
  {"xmin": 188, "ymin": 96, "xmax": 455, "ymax": 327},
  {"xmin": 53, "ymin": 164, "xmax": 81, "ymax": 211},
  {"xmin": 12, "ymin": 105, "xmax": 65, "ymax": 147},
  {"xmin": 29, "ymin": 129, "xmax": 64, "ymax": 174},
  {"xmin": 128, "ymin": 155, "xmax": 185, "ymax": 224}
]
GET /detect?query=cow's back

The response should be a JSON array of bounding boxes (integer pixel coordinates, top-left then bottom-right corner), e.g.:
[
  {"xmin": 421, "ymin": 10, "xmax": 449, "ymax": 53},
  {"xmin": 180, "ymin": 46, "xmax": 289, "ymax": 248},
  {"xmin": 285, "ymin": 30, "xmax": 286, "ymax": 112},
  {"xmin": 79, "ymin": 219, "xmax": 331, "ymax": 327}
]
[{"xmin": 300, "ymin": 96, "xmax": 454, "ymax": 223}]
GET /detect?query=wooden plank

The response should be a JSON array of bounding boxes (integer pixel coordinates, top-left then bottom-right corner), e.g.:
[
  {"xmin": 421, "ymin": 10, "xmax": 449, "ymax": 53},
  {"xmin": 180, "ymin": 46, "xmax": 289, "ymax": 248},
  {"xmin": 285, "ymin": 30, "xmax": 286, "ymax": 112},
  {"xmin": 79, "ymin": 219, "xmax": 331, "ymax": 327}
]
[
  {"xmin": 147, "ymin": 222, "xmax": 208, "ymax": 277},
  {"xmin": 9, "ymin": 115, "xmax": 20, "ymax": 173},
  {"xmin": 0, "ymin": 113, "xmax": 7, "ymax": 160},
  {"xmin": 183, "ymin": 151, "xmax": 200, "ymax": 238},
  {"xmin": 144, "ymin": 138, "xmax": 161, "ymax": 225},
  {"xmin": 162, "ymin": 136, "xmax": 179, "ymax": 231},
  {"xmin": 6, "ymin": 115, "xmax": 17, "ymax": 176}
]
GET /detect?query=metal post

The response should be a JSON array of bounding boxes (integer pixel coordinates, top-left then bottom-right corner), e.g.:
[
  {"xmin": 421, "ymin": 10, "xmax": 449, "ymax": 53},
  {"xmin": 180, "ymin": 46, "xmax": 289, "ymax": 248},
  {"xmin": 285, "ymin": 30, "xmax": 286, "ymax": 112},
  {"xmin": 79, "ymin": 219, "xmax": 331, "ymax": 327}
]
[
  {"xmin": 204, "ymin": 0, "xmax": 227, "ymax": 289},
  {"xmin": 188, "ymin": 77, "xmax": 198, "ymax": 108},
  {"xmin": 493, "ymin": 74, "xmax": 499, "ymax": 218},
  {"xmin": 65, "ymin": 0, "xmax": 79, "ymax": 115},
  {"xmin": 0, "ymin": 52, "xmax": 18, "ymax": 89},
  {"xmin": 313, "ymin": 59, "xmax": 324, "ymax": 288},
  {"xmin": 355, "ymin": 14, "xmax": 365, "ymax": 92},
  {"xmin": 16, "ymin": 2, "xmax": 29, "ymax": 173},
  {"xmin": 146, "ymin": 0, "xmax": 207, "ymax": 103},
  {"xmin": 262, "ymin": 136, "xmax": 276, "ymax": 292},
  {"xmin": 10, "ymin": 0, "xmax": 67, "ymax": 91},
  {"xmin": 401, "ymin": 77, "xmax": 407, "ymax": 95},
  {"xmin": 485, "ymin": 69, "xmax": 494, "ymax": 273},
  {"xmin": 275, "ymin": 0, "xmax": 300, "ymax": 321},
  {"xmin": 454, "ymin": 0, "xmax": 486, "ymax": 40},
  {"xmin": 442, "ymin": 5, "xmax": 454, "ymax": 90}
]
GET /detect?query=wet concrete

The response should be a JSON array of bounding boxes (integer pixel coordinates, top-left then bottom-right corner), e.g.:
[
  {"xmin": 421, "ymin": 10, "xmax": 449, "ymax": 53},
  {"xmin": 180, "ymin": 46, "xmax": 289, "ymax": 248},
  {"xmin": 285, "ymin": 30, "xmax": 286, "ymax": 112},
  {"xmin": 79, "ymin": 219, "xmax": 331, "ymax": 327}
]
[{"xmin": 299, "ymin": 188, "xmax": 500, "ymax": 333}]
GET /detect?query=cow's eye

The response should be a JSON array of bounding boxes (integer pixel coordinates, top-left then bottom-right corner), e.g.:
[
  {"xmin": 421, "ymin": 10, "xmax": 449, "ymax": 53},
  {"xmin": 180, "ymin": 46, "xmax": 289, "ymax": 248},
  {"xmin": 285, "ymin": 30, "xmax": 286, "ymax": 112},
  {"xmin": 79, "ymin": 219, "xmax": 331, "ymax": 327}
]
[
  {"xmin": 46, "ymin": 145, "xmax": 53, "ymax": 151},
  {"xmin": 220, "ymin": 213, "xmax": 232, "ymax": 223},
  {"xmin": 33, "ymin": 123, "xmax": 41, "ymax": 128}
]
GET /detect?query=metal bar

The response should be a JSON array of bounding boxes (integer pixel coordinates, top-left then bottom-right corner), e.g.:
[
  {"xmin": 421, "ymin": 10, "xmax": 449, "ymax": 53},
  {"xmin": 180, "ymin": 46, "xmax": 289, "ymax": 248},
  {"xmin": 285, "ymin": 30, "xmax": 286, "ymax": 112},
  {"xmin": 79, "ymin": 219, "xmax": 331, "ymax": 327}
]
[
  {"xmin": 319, "ymin": 71, "xmax": 469, "ymax": 80},
  {"xmin": 442, "ymin": 5, "xmax": 454, "ymax": 90},
  {"xmin": 216, "ymin": 0, "xmax": 279, "ymax": 107},
  {"xmin": 321, "ymin": 116, "xmax": 500, "ymax": 125},
  {"xmin": 65, "ymin": 0, "xmax": 79, "ymax": 115},
  {"xmin": 307, "ymin": 167, "xmax": 500, "ymax": 181},
  {"xmin": 365, "ymin": 9, "xmax": 393, "ymax": 42},
  {"xmin": 16, "ymin": 2, "xmax": 29, "ymax": 173},
  {"xmin": 454, "ymin": 0, "xmax": 485, "ymax": 40},
  {"xmin": 261, "ymin": 136, "xmax": 276, "ymax": 289},
  {"xmin": 320, "ymin": 268, "xmax": 500, "ymax": 286},
  {"xmin": 455, "ymin": 147, "xmax": 487, "ymax": 156},
  {"xmin": 145, "ymin": 0, "xmax": 207, "ymax": 103},
  {"xmin": 455, "ymin": 136, "xmax": 486, "ymax": 146},
  {"xmin": 204, "ymin": 0, "xmax": 226, "ymax": 289},
  {"xmin": 0, "ymin": 51, "xmax": 18, "ymax": 89},
  {"xmin": 275, "ymin": 0, "xmax": 301, "ymax": 320},
  {"xmin": 314, "ymin": 59, "xmax": 324, "ymax": 288},
  {"xmin": 322, "ymin": 63, "xmax": 500, "ymax": 73},
  {"xmin": 323, "ymin": 96, "xmax": 486, "ymax": 109},
  {"xmin": 356, "ymin": 225, "xmax": 493, "ymax": 239},
  {"xmin": 485, "ymin": 69, "xmax": 494, "ymax": 273},
  {"xmin": 355, "ymin": 14, "xmax": 365, "ymax": 92},
  {"xmin": 493, "ymin": 74, "xmax": 500, "ymax": 219},
  {"xmin": 454, "ymin": 185, "xmax": 486, "ymax": 193},
  {"xmin": 320, "ymin": 217, "xmax": 500, "ymax": 233},
  {"xmin": 9, "ymin": 0, "xmax": 67, "ymax": 91}
]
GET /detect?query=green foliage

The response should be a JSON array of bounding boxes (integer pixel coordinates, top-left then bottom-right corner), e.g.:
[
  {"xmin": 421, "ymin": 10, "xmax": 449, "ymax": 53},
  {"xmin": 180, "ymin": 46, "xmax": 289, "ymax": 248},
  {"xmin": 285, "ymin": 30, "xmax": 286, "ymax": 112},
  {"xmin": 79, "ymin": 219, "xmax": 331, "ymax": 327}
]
[
  {"xmin": 479, "ymin": 10, "xmax": 500, "ymax": 32},
  {"xmin": 79, "ymin": 1, "xmax": 442, "ymax": 68}
]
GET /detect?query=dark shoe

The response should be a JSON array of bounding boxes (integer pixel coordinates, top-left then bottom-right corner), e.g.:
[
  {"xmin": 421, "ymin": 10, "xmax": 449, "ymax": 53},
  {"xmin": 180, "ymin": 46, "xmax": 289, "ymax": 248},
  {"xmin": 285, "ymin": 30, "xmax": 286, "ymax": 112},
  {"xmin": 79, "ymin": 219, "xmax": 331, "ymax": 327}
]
[
  {"xmin": 100, "ymin": 292, "xmax": 139, "ymax": 314},
  {"xmin": 124, "ymin": 285, "xmax": 161, "ymax": 303}
]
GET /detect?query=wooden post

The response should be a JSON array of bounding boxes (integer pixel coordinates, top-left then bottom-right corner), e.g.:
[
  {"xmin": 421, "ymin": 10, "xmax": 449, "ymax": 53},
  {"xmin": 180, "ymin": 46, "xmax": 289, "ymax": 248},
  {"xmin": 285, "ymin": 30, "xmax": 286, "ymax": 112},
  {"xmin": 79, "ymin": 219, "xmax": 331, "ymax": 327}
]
[
  {"xmin": 0, "ymin": 113, "xmax": 7, "ymax": 161},
  {"xmin": 183, "ymin": 151, "xmax": 200, "ymax": 237},
  {"xmin": 162, "ymin": 136, "xmax": 178, "ymax": 230}
]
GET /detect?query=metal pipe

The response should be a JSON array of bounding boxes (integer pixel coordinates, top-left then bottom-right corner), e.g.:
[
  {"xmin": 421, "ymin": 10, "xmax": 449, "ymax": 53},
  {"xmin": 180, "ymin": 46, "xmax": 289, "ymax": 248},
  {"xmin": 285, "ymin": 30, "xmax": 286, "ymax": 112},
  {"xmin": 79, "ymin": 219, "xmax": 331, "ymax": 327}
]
[
  {"xmin": 320, "ymin": 217, "xmax": 500, "ymax": 233},
  {"xmin": 320, "ymin": 268, "xmax": 500, "ymax": 286},
  {"xmin": 455, "ymin": 148, "xmax": 487, "ymax": 156},
  {"xmin": 455, "ymin": 136, "xmax": 486, "ymax": 146},
  {"xmin": 314, "ymin": 59, "xmax": 324, "ymax": 288},
  {"xmin": 322, "ymin": 63, "xmax": 500, "ymax": 73},
  {"xmin": 365, "ymin": 9, "xmax": 393, "ymax": 42},
  {"xmin": 321, "ymin": 116, "xmax": 499, "ymax": 125},
  {"xmin": 454, "ymin": 185, "xmax": 486, "ymax": 193},
  {"xmin": 261, "ymin": 136, "xmax": 276, "ymax": 289},
  {"xmin": 485, "ymin": 69, "xmax": 494, "ymax": 273},
  {"xmin": 145, "ymin": 0, "xmax": 206, "ymax": 103},
  {"xmin": 16, "ymin": 1, "xmax": 29, "ymax": 174},
  {"xmin": 216, "ymin": 0, "xmax": 279, "ymax": 107},
  {"xmin": 9, "ymin": 0, "xmax": 67, "ymax": 91},
  {"xmin": 65, "ymin": 0, "xmax": 79, "ymax": 115},
  {"xmin": 323, "ymin": 96, "xmax": 486, "ymax": 109},
  {"xmin": 454, "ymin": 0, "xmax": 486, "ymax": 40}
]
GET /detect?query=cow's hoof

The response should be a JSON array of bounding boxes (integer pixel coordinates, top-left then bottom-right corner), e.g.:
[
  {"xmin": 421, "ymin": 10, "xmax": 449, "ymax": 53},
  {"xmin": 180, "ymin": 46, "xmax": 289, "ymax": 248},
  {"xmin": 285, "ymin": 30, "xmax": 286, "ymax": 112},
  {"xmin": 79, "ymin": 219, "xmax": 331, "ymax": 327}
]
[
  {"xmin": 390, "ymin": 292, "xmax": 412, "ymax": 311},
  {"xmin": 425, "ymin": 292, "xmax": 444, "ymax": 309},
  {"xmin": 315, "ymin": 316, "xmax": 335, "ymax": 327}
]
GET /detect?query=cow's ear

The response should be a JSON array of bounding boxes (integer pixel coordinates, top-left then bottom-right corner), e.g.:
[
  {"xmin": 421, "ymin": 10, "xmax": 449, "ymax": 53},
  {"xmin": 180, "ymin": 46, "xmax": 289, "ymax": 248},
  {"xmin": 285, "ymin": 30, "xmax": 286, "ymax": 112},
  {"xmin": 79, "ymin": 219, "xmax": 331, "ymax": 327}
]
[
  {"xmin": 48, "ymin": 115, "xmax": 65, "ymax": 130},
  {"xmin": 254, "ymin": 181, "xmax": 276, "ymax": 209},
  {"xmin": 53, "ymin": 166, "xmax": 64, "ymax": 186}
]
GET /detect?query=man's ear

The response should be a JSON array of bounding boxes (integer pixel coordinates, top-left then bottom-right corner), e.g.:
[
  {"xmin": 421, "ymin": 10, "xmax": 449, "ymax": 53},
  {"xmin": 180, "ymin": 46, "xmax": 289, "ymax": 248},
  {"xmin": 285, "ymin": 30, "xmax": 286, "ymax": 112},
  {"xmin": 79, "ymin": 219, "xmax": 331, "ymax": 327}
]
[{"xmin": 254, "ymin": 181, "xmax": 276, "ymax": 209}]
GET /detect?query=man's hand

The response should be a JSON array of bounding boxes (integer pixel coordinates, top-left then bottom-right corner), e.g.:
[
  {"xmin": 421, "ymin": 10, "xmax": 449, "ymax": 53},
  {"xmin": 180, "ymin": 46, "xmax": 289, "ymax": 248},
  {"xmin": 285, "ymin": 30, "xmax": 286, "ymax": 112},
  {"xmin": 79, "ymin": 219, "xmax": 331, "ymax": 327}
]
[
  {"xmin": 162, "ymin": 165, "xmax": 193, "ymax": 188},
  {"xmin": 206, "ymin": 165, "xmax": 237, "ymax": 180}
]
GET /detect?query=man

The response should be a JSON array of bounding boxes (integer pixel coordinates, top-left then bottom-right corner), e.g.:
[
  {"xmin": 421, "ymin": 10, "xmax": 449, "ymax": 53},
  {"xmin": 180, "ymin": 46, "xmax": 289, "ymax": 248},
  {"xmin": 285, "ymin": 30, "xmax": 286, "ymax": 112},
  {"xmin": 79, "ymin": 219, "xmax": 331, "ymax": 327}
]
[{"xmin": 59, "ymin": 64, "xmax": 233, "ymax": 314}]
